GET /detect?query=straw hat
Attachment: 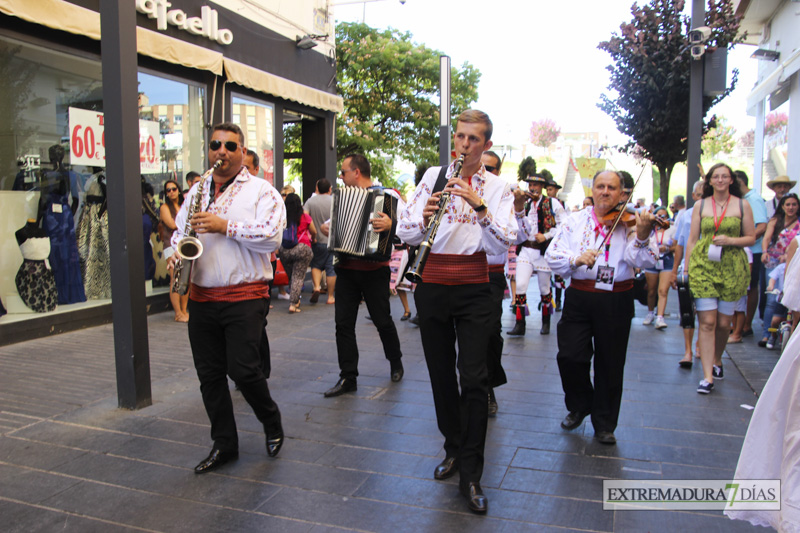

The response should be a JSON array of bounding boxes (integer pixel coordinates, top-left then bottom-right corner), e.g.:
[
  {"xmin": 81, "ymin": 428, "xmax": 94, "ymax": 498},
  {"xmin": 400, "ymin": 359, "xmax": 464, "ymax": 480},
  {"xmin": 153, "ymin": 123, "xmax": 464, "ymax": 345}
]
[{"xmin": 767, "ymin": 175, "xmax": 796, "ymax": 190}]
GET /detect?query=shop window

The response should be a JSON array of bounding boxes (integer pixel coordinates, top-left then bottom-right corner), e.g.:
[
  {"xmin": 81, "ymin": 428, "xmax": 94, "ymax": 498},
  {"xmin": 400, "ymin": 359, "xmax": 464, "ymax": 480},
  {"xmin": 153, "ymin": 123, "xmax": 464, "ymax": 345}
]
[
  {"xmin": 232, "ymin": 95, "xmax": 274, "ymax": 184},
  {"xmin": 0, "ymin": 34, "xmax": 204, "ymax": 323}
]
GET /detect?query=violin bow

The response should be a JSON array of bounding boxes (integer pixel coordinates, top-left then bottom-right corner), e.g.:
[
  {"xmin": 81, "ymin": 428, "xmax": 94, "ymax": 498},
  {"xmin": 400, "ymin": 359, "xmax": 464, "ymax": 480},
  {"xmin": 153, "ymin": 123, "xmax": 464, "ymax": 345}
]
[{"xmin": 598, "ymin": 163, "xmax": 648, "ymax": 250}]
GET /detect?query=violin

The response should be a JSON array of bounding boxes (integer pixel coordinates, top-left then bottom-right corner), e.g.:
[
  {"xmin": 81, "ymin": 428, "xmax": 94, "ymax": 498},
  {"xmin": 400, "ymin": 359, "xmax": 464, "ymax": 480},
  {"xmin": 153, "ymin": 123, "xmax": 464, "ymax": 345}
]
[{"xmin": 599, "ymin": 203, "xmax": 637, "ymax": 228}]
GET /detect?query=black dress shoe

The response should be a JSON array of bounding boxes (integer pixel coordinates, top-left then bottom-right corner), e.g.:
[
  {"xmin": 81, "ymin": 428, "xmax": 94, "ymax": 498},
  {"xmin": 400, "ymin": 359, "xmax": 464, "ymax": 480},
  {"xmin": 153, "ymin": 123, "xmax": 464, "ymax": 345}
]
[
  {"xmin": 324, "ymin": 378, "xmax": 357, "ymax": 397},
  {"xmin": 560, "ymin": 411, "xmax": 589, "ymax": 430},
  {"xmin": 488, "ymin": 389, "xmax": 498, "ymax": 417},
  {"xmin": 266, "ymin": 428, "xmax": 284, "ymax": 457},
  {"xmin": 434, "ymin": 456, "xmax": 459, "ymax": 480},
  {"xmin": 391, "ymin": 366, "xmax": 404, "ymax": 382},
  {"xmin": 595, "ymin": 431, "xmax": 616, "ymax": 445},
  {"xmin": 460, "ymin": 481, "xmax": 488, "ymax": 514},
  {"xmin": 194, "ymin": 449, "xmax": 238, "ymax": 474}
]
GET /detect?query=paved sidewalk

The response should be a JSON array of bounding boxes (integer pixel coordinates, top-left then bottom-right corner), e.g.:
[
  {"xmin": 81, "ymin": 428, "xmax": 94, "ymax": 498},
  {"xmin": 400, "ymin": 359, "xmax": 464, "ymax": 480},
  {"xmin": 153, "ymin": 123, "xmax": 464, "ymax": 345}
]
[{"xmin": 1, "ymin": 291, "xmax": 771, "ymax": 532}]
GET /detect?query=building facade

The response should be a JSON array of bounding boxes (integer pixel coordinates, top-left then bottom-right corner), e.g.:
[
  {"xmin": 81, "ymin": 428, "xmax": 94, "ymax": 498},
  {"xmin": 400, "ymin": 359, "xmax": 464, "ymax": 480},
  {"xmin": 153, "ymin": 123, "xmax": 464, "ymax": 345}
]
[{"xmin": 0, "ymin": 0, "xmax": 342, "ymax": 344}]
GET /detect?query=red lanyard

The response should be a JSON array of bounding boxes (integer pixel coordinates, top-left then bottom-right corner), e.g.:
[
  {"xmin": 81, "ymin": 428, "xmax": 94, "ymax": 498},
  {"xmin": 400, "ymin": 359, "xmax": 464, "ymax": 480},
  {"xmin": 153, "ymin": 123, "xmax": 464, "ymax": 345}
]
[
  {"xmin": 711, "ymin": 197, "xmax": 729, "ymax": 236},
  {"xmin": 656, "ymin": 228, "xmax": 665, "ymax": 246},
  {"xmin": 591, "ymin": 209, "xmax": 611, "ymax": 262}
]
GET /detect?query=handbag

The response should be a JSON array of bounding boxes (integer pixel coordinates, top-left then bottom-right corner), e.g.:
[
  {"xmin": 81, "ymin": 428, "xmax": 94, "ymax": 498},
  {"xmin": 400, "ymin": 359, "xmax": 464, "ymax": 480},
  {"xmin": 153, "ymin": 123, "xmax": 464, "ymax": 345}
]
[
  {"xmin": 273, "ymin": 259, "xmax": 289, "ymax": 286},
  {"xmin": 633, "ymin": 271, "xmax": 648, "ymax": 306}
]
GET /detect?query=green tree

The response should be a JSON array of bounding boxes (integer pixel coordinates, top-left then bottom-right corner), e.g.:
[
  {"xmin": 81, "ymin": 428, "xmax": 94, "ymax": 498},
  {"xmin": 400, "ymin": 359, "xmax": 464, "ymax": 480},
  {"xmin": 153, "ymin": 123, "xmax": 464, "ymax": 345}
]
[
  {"xmin": 287, "ymin": 22, "xmax": 480, "ymax": 183},
  {"xmin": 701, "ymin": 115, "xmax": 736, "ymax": 159},
  {"xmin": 598, "ymin": 0, "xmax": 744, "ymax": 202}
]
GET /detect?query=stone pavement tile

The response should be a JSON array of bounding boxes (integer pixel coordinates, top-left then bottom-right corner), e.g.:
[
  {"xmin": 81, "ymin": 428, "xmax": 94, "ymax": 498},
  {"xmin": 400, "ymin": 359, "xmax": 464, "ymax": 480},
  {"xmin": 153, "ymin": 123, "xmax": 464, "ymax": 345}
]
[
  {"xmin": 39, "ymin": 480, "xmax": 311, "ymax": 532},
  {"xmin": 287, "ymin": 417, "xmax": 443, "ymax": 456},
  {"xmin": 614, "ymin": 509, "xmax": 761, "ymax": 532},
  {"xmin": 0, "ymin": 435, "xmax": 88, "ymax": 471},
  {"xmin": 1, "ymin": 500, "xmax": 142, "ymax": 533},
  {"xmin": 500, "ymin": 468, "xmax": 604, "ymax": 501},
  {"xmin": 0, "ymin": 463, "xmax": 82, "ymax": 504},
  {"xmin": 51, "ymin": 451, "xmax": 283, "ymax": 510},
  {"xmin": 585, "ymin": 439, "xmax": 741, "ymax": 471},
  {"xmin": 9, "ymin": 421, "xmax": 137, "ymax": 454},
  {"xmin": 481, "ymin": 487, "xmax": 614, "ymax": 531},
  {"xmin": 301, "ymin": 405, "xmax": 419, "ymax": 434},
  {"xmin": 123, "ymin": 417, "xmax": 212, "ymax": 447},
  {"xmin": 106, "ymin": 434, "xmax": 215, "ymax": 469},
  {"xmin": 611, "ymin": 426, "xmax": 745, "ymax": 453},
  {"xmin": 659, "ymin": 462, "xmax": 738, "ymax": 481},
  {"xmin": 220, "ymin": 453, "xmax": 371, "ymax": 495},
  {"xmin": 278, "ymin": 388, "xmax": 399, "ymax": 416},
  {"xmin": 385, "ymin": 401, "xmax": 437, "ymax": 420},
  {"xmin": 638, "ymin": 410, "xmax": 751, "ymax": 436},
  {"xmin": 511, "ymin": 447, "xmax": 662, "ymax": 479}
]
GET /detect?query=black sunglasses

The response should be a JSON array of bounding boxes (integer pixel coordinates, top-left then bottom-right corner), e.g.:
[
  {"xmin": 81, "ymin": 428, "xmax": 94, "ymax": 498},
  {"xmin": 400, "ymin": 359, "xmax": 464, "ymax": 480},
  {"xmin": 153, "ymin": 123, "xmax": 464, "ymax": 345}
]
[
  {"xmin": 209, "ymin": 140, "xmax": 240, "ymax": 152},
  {"xmin": 165, "ymin": 187, "xmax": 178, "ymax": 192},
  {"xmin": 484, "ymin": 165, "xmax": 497, "ymax": 173}
]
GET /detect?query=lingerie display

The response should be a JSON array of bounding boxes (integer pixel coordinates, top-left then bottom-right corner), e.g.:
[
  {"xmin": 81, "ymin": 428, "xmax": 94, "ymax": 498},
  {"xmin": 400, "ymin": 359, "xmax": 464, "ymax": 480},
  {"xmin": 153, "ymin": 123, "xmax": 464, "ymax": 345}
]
[
  {"xmin": 15, "ymin": 222, "xmax": 58, "ymax": 313},
  {"xmin": 77, "ymin": 175, "xmax": 111, "ymax": 299}
]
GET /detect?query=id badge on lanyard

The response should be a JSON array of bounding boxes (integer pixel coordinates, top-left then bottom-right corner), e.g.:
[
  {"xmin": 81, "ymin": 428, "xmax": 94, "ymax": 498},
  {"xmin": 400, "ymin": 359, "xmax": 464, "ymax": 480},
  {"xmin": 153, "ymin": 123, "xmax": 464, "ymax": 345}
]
[{"xmin": 592, "ymin": 210, "xmax": 615, "ymax": 291}]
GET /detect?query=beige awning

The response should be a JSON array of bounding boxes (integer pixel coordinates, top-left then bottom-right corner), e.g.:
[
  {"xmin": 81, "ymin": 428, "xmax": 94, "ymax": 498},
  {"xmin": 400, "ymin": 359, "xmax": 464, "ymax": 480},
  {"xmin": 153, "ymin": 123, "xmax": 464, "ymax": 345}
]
[
  {"xmin": 0, "ymin": 0, "xmax": 225, "ymax": 75},
  {"xmin": 223, "ymin": 57, "xmax": 343, "ymax": 114}
]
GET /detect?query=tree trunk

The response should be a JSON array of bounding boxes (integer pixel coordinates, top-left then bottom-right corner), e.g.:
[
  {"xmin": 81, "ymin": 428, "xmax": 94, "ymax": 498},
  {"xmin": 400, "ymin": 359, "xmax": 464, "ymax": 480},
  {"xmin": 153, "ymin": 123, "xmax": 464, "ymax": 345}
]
[{"xmin": 656, "ymin": 164, "xmax": 674, "ymax": 207}]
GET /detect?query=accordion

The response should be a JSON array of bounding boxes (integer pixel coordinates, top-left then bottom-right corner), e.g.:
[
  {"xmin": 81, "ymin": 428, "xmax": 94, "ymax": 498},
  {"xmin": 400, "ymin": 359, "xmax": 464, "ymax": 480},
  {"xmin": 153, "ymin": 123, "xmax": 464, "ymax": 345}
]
[{"xmin": 328, "ymin": 186, "xmax": 398, "ymax": 262}]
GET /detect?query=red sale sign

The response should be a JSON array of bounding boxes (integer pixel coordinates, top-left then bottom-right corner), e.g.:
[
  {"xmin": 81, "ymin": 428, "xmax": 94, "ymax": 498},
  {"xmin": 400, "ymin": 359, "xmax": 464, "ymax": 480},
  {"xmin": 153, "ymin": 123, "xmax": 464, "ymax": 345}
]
[{"xmin": 68, "ymin": 107, "xmax": 161, "ymax": 173}]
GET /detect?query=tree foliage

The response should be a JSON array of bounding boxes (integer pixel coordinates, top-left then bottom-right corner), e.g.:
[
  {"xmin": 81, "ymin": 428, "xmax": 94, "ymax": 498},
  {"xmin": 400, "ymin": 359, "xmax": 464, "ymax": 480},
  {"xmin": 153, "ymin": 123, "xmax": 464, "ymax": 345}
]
[
  {"xmin": 518, "ymin": 156, "xmax": 537, "ymax": 181},
  {"xmin": 529, "ymin": 118, "xmax": 561, "ymax": 149},
  {"xmin": 598, "ymin": 0, "xmax": 744, "ymax": 202},
  {"xmin": 287, "ymin": 22, "xmax": 481, "ymax": 183},
  {"xmin": 701, "ymin": 115, "xmax": 736, "ymax": 159}
]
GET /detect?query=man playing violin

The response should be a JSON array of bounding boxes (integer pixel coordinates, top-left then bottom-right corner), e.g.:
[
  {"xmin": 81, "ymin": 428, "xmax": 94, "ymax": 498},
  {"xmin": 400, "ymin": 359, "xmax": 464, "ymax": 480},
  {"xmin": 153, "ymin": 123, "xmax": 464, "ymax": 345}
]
[
  {"xmin": 545, "ymin": 170, "xmax": 657, "ymax": 445},
  {"xmin": 511, "ymin": 173, "xmax": 567, "ymax": 335}
]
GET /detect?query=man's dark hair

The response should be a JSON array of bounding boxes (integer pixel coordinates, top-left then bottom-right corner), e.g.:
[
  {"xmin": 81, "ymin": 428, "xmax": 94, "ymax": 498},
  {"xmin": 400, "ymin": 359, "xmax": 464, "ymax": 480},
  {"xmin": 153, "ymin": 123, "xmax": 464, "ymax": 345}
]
[
  {"xmin": 245, "ymin": 149, "xmax": 259, "ymax": 169},
  {"xmin": 316, "ymin": 178, "xmax": 331, "ymax": 194},
  {"xmin": 185, "ymin": 171, "xmax": 201, "ymax": 183},
  {"xmin": 346, "ymin": 154, "xmax": 371, "ymax": 177},
  {"xmin": 618, "ymin": 170, "xmax": 634, "ymax": 191},
  {"xmin": 213, "ymin": 122, "xmax": 245, "ymax": 145},
  {"xmin": 735, "ymin": 170, "xmax": 749, "ymax": 188},
  {"xmin": 483, "ymin": 150, "xmax": 502, "ymax": 172}
]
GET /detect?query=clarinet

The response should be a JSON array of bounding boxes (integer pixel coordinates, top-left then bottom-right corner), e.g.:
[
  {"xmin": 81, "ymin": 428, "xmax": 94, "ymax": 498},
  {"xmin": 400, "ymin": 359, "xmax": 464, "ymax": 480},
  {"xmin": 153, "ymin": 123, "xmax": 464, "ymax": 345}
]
[
  {"xmin": 405, "ymin": 154, "xmax": 465, "ymax": 283},
  {"xmin": 171, "ymin": 160, "xmax": 222, "ymax": 295}
]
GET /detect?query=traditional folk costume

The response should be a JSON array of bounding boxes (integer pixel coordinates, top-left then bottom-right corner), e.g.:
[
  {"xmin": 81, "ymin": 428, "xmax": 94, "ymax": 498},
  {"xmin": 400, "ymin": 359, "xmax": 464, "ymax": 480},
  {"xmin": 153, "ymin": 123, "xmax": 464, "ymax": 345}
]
[
  {"xmin": 545, "ymin": 207, "xmax": 657, "ymax": 436},
  {"xmin": 398, "ymin": 161, "xmax": 517, "ymax": 494},
  {"xmin": 172, "ymin": 166, "xmax": 285, "ymax": 457},
  {"xmin": 511, "ymin": 175, "xmax": 567, "ymax": 335}
]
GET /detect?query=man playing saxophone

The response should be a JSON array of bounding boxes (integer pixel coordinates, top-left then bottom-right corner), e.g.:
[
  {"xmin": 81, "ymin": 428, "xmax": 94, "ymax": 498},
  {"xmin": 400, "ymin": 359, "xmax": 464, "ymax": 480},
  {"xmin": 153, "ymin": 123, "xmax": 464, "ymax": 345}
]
[
  {"xmin": 168, "ymin": 122, "xmax": 287, "ymax": 474},
  {"xmin": 398, "ymin": 110, "xmax": 517, "ymax": 513}
]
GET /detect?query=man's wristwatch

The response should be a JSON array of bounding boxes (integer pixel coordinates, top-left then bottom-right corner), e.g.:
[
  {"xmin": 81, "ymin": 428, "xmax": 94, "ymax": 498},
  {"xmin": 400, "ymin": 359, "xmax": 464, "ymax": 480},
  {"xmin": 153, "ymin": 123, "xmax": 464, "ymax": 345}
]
[{"xmin": 474, "ymin": 199, "xmax": 488, "ymax": 213}]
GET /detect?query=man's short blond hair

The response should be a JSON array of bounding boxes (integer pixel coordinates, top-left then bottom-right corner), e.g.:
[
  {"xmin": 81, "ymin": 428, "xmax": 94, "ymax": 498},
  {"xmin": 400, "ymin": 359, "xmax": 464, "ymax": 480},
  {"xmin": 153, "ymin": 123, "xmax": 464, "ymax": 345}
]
[{"xmin": 457, "ymin": 109, "xmax": 493, "ymax": 142}]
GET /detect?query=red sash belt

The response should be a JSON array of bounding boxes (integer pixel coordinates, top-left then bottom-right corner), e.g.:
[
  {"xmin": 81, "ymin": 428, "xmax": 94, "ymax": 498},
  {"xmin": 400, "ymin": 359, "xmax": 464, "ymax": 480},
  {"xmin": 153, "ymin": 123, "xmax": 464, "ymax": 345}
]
[
  {"xmin": 190, "ymin": 281, "xmax": 271, "ymax": 302},
  {"xmin": 423, "ymin": 252, "xmax": 488, "ymax": 285},
  {"xmin": 569, "ymin": 278, "xmax": 634, "ymax": 293},
  {"xmin": 488, "ymin": 263, "xmax": 505, "ymax": 274}
]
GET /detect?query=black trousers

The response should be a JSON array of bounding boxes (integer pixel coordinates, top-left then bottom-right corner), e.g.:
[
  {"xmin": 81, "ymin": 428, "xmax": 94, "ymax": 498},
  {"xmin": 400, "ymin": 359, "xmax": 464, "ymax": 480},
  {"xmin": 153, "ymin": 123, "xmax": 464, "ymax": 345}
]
[
  {"xmin": 416, "ymin": 280, "xmax": 492, "ymax": 485},
  {"xmin": 188, "ymin": 298, "xmax": 280, "ymax": 453},
  {"xmin": 487, "ymin": 271, "xmax": 508, "ymax": 388},
  {"xmin": 334, "ymin": 266, "xmax": 402, "ymax": 380},
  {"xmin": 556, "ymin": 287, "xmax": 633, "ymax": 433}
]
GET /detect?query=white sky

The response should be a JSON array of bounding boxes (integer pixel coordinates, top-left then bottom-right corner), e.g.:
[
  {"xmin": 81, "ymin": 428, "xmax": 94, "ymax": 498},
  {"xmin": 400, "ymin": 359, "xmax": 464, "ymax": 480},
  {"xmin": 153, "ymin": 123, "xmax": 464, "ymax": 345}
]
[{"xmin": 332, "ymin": 0, "xmax": 758, "ymax": 148}]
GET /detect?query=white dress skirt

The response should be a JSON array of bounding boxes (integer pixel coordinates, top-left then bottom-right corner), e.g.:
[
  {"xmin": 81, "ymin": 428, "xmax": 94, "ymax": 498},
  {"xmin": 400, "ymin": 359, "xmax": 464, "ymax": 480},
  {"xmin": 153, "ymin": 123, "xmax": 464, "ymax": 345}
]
[
  {"xmin": 725, "ymin": 326, "xmax": 800, "ymax": 531},
  {"xmin": 781, "ymin": 236, "xmax": 800, "ymax": 312}
]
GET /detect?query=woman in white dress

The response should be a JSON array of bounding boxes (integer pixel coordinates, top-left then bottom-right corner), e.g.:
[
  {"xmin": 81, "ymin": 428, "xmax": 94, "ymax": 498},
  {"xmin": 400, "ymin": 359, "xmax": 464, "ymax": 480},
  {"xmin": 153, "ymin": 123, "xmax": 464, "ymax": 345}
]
[{"xmin": 726, "ymin": 235, "xmax": 800, "ymax": 531}]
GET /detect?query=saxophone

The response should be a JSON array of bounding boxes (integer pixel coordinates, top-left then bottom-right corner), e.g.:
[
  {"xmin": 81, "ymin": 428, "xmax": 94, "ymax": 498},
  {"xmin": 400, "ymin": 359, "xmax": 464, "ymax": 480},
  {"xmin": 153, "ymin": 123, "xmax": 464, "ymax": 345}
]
[
  {"xmin": 405, "ymin": 154, "xmax": 465, "ymax": 283},
  {"xmin": 172, "ymin": 160, "xmax": 222, "ymax": 295}
]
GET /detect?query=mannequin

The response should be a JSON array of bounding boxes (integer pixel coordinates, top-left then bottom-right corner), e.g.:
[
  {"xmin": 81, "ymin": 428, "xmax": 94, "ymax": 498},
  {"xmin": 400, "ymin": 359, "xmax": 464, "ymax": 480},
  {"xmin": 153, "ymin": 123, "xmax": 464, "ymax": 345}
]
[
  {"xmin": 77, "ymin": 171, "xmax": 111, "ymax": 299},
  {"xmin": 15, "ymin": 219, "xmax": 58, "ymax": 313},
  {"xmin": 39, "ymin": 144, "xmax": 86, "ymax": 305}
]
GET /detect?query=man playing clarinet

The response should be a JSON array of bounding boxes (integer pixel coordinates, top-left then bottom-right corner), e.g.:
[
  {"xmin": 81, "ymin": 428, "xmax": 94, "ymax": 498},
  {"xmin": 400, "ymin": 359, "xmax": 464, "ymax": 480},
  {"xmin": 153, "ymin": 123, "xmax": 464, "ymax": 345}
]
[
  {"xmin": 545, "ymin": 170, "xmax": 657, "ymax": 445},
  {"xmin": 398, "ymin": 110, "xmax": 517, "ymax": 513}
]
